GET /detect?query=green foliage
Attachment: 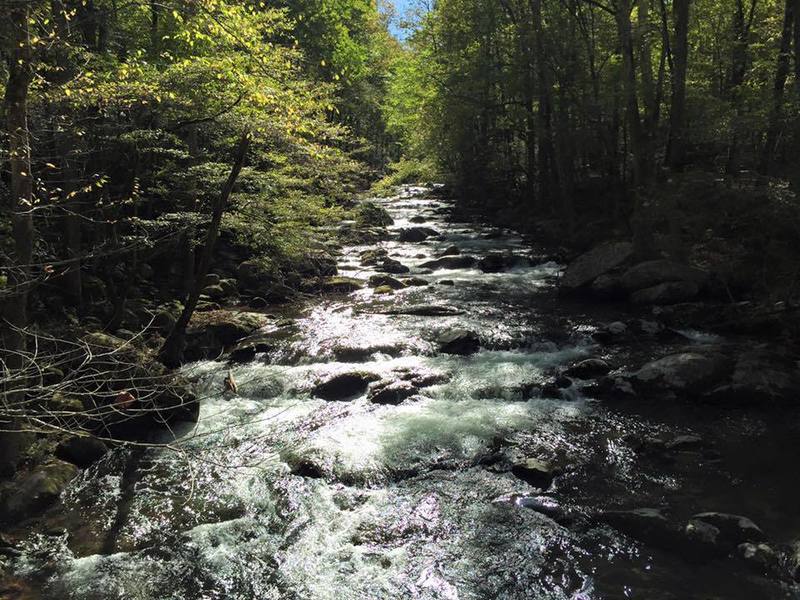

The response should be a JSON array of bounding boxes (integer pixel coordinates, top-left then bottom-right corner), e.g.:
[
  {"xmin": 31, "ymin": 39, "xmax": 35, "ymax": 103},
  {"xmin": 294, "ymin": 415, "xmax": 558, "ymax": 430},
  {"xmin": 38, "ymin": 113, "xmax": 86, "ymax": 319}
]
[{"xmin": 370, "ymin": 158, "xmax": 442, "ymax": 196}]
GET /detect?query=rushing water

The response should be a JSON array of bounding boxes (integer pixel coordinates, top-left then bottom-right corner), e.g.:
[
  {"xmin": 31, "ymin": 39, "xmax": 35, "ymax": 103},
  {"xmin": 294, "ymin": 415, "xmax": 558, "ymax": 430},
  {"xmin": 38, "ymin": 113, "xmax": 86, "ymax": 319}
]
[{"xmin": 8, "ymin": 188, "xmax": 800, "ymax": 599}]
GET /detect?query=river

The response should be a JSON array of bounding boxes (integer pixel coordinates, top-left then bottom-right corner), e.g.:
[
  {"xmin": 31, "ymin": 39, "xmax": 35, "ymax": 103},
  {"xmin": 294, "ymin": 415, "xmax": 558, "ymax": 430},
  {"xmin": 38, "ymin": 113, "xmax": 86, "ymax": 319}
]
[{"xmin": 9, "ymin": 188, "xmax": 800, "ymax": 599}]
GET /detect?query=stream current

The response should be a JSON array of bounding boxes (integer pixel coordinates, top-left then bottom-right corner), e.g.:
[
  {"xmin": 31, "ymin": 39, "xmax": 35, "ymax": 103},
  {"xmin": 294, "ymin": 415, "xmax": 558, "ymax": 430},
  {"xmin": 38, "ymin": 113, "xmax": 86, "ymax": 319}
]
[{"xmin": 10, "ymin": 188, "xmax": 800, "ymax": 599}]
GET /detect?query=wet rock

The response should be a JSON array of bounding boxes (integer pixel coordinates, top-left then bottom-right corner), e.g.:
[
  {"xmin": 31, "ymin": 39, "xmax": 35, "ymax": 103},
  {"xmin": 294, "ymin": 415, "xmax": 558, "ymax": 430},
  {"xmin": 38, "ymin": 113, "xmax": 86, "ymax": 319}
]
[
  {"xmin": 704, "ymin": 347, "xmax": 800, "ymax": 405},
  {"xmin": 689, "ymin": 512, "xmax": 765, "ymax": 546},
  {"xmin": 386, "ymin": 305, "xmax": 464, "ymax": 317},
  {"xmin": 592, "ymin": 321, "xmax": 628, "ymax": 344},
  {"xmin": 186, "ymin": 310, "xmax": 269, "ymax": 359},
  {"xmin": 373, "ymin": 285, "xmax": 395, "ymax": 295},
  {"xmin": 788, "ymin": 541, "xmax": 800, "ymax": 581},
  {"xmin": 403, "ymin": 277, "xmax": 430, "ymax": 287},
  {"xmin": 514, "ymin": 495, "xmax": 570, "ymax": 522},
  {"xmin": 355, "ymin": 202, "xmax": 393, "ymax": 227},
  {"xmin": 409, "ymin": 215, "xmax": 427, "ymax": 223},
  {"xmin": 620, "ymin": 260, "xmax": 709, "ymax": 293},
  {"xmin": 632, "ymin": 352, "xmax": 731, "ymax": 397},
  {"xmin": 0, "ymin": 460, "xmax": 79, "ymax": 523},
  {"xmin": 737, "ymin": 543, "xmax": 779, "ymax": 573},
  {"xmin": 399, "ymin": 227, "xmax": 440, "ymax": 242},
  {"xmin": 54, "ymin": 436, "xmax": 108, "ymax": 468},
  {"xmin": 368, "ymin": 381, "xmax": 418, "ymax": 405},
  {"xmin": 565, "ymin": 358, "xmax": 611, "ymax": 379},
  {"xmin": 419, "ymin": 256, "xmax": 477, "ymax": 270},
  {"xmin": 375, "ymin": 258, "xmax": 410, "ymax": 274},
  {"xmin": 438, "ymin": 329, "xmax": 480, "ymax": 355},
  {"xmin": 438, "ymin": 246, "xmax": 460, "ymax": 257},
  {"xmin": 360, "ymin": 248, "xmax": 388, "ymax": 266},
  {"xmin": 312, "ymin": 372, "xmax": 380, "ymax": 401},
  {"xmin": 631, "ymin": 281, "xmax": 700, "ymax": 305},
  {"xmin": 478, "ymin": 253, "xmax": 507, "ymax": 273},
  {"xmin": 237, "ymin": 259, "xmax": 273, "ymax": 292},
  {"xmin": 560, "ymin": 241, "xmax": 634, "ymax": 291},
  {"xmin": 204, "ymin": 273, "xmax": 221, "ymax": 287},
  {"xmin": 439, "ymin": 280, "xmax": 454, "ymax": 286},
  {"xmin": 664, "ymin": 434, "xmax": 704, "ymax": 451},
  {"xmin": 591, "ymin": 274, "xmax": 624, "ymax": 299},
  {"xmin": 511, "ymin": 458, "xmax": 560, "ymax": 490},
  {"xmin": 320, "ymin": 276, "xmax": 364, "ymax": 294},
  {"xmin": 600, "ymin": 508, "xmax": 682, "ymax": 548},
  {"xmin": 368, "ymin": 275, "xmax": 406, "ymax": 290}
]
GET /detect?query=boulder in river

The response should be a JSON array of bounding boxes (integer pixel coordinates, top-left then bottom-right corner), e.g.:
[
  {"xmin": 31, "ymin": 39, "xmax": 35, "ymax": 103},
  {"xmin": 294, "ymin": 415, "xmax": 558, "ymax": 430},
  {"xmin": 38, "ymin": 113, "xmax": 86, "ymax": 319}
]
[
  {"xmin": 438, "ymin": 329, "xmax": 480, "ymax": 355},
  {"xmin": 368, "ymin": 381, "xmax": 418, "ymax": 405},
  {"xmin": 419, "ymin": 256, "xmax": 477, "ymax": 270},
  {"xmin": 320, "ymin": 276, "xmax": 364, "ymax": 294},
  {"xmin": 55, "ymin": 436, "xmax": 108, "ymax": 468},
  {"xmin": 375, "ymin": 258, "xmax": 410, "ymax": 274},
  {"xmin": 630, "ymin": 281, "xmax": 700, "ymax": 305},
  {"xmin": 565, "ymin": 358, "xmax": 611, "ymax": 379},
  {"xmin": 399, "ymin": 227, "xmax": 440, "ymax": 242},
  {"xmin": 560, "ymin": 241, "xmax": 633, "ymax": 292},
  {"xmin": 403, "ymin": 277, "xmax": 430, "ymax": 287},
  {"xmin": 704, "ymin": 347, "xmax": 800, "ymax": 405},
  {"xmin": 312, "ymin": 372, "xmax": 380, "ymax": 401},
  {"xmin": 368, "ymin": 275, "xmax": 407, "ymax": 290},
  {"xmin": 620, "ymin": 259, "xmax": 709, "ymax": 293},
  {"xmin": 0, "ymin": 460, "xmax": 79, "ymax": 523},
  {"xmin": 631, "ymin": 352, "xmax": 731, "ymax": 397},
  {"xmin": 438, "ymin": 246, "xmax": 460, "ymax": 257},
  {"xmin": 600, "ymin": 508, "xmax": 683, "ymax": 549},
  {"xmin": 360, "ymin": 248, "xmax": 388, "ymax": 266}
]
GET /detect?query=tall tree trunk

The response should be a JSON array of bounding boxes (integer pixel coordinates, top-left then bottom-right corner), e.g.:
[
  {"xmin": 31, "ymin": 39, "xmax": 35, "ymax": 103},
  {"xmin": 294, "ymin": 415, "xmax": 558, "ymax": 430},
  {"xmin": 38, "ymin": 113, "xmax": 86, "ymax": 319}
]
[
  {"xmin": 638, "ymin": 0, "xmax": 658, "ymax": 130},
  {"xmin": 760, "ymin": 0, "xmax": 796, "ymax": 173},
  {"xmin": 1, "ymin": 1, "xmax": 37, "ymax": 476},
  {"xmin": 615, "ymin": 0, "xmax": 647, "ymax": 184},
  {"xmin": 725, "ymin": 0, "xmax": 756, "ymax": 177},
  {"xmin": 160, "ymin": 133, "xmax": 250, "ymax": 368},
  {"xmin": 667, "ymin": 0, "xmax": 691, "ymax": 170}
]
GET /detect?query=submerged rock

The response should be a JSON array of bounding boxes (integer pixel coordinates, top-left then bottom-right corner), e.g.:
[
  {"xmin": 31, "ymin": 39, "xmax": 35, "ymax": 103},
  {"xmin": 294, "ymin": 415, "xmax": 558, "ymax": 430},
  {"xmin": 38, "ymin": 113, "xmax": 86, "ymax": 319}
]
[
  {"xmin": 560, "ymin": 241, "xmax": 633, "ymax": 291},
  {"xmin": 312, "ymin": 372, "xmax": 380, "ymax": 401},
  {"xmin": 438, "ymin": 329, "xmax": 480, "ymax": 355},
  {"xmin": 689, "ymin": 512, "xmax": 765, "ymax": 546},
  {"xmin": 375, "ymin": 258, "xmax": 410, "ymax": 274},
  {"xmin": 600, "ymin": 508, "xmax": 683, "ymax": 549}
]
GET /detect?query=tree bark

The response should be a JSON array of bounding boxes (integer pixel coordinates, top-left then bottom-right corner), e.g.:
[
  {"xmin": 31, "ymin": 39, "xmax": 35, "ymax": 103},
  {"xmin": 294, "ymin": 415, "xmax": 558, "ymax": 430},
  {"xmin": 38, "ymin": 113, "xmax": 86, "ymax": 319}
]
[
  {"xmin": 760, "ymin": 0, "xmax": 796, "ymax": 173},
  {"xmin": 667, "ymin": 0, "xmax": 691, "ymax": 170},
  {"xmin": 159, "ymin": 133, "xmax": 251, "ymax": 368},
  {"xmin": 615, "ymin": 0, "xmax": 647, "ymax": 184}
]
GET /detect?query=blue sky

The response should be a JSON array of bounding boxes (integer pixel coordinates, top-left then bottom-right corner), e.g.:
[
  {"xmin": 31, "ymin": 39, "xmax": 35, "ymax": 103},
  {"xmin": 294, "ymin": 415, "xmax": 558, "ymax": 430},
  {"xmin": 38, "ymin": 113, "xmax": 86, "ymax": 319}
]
[{"xmin": 379, "ymin": 0, "xmax": 415, "ymax": 39}]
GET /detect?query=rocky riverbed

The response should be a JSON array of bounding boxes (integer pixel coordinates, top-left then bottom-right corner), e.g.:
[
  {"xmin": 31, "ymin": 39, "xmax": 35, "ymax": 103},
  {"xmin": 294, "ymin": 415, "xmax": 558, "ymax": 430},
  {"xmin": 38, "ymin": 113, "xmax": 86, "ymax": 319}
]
[{"xmin": 2, "ymin": 187, "xmax": 800, "ymax": 599}]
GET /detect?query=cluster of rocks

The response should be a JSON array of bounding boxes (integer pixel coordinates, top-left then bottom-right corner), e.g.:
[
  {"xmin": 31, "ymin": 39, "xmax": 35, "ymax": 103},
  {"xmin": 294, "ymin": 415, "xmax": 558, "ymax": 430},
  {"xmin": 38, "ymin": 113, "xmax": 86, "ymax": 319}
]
[
  {"xmin": 309, "ymin": 368, "xmax": 450, "ymax": 405},
  {"xmin": 560, "ymin": 241, "xmax": 711, "ymax": 306}
]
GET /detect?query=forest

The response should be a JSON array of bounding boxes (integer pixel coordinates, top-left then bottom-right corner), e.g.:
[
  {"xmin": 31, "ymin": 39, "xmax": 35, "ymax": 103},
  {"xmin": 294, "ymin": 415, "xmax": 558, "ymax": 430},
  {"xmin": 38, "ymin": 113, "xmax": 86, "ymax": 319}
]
[{"xmin": 1, "ymin": 0, "xmax": 800, "ymax": 598}]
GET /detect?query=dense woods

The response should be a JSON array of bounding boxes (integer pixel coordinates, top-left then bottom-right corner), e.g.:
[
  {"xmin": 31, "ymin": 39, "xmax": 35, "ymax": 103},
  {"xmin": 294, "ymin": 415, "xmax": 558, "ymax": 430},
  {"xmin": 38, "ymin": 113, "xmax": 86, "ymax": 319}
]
[
  {"xmin": 3, "ymin": 0, "xmax": 800, "ymax": 597},
  {"xmin": 385, "ymin": 0, "xmax": 800, "ymax": 274}
]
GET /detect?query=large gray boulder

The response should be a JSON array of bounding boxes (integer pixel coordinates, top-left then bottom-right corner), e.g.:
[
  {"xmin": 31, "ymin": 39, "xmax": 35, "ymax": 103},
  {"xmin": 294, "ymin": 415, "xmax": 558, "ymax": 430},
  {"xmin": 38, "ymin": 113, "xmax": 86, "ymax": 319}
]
[
  {"xmin": 560, "ymin": 242, "xmax": 633, "ymax": 291},
  {"xmin": 399, "ymin": 227, "xmax": 440, "ymax": 242},
  {"xmin": 705, "ymin": 348, "xmax": 800, "ymax": 405},
  {"xmin": 438, "ymin": 329, "xmax": 480, "ymax": 355},
  {"xmin": 621, "ymin": 259, "xmax": 708, "ymax": 292},
  {"xmin": 632, "ymin": 352, "xmax": 731, "ymax": 396},
  {"xmin": 0, "ymin": 460, "xmax": 78, "ymax": 523}
]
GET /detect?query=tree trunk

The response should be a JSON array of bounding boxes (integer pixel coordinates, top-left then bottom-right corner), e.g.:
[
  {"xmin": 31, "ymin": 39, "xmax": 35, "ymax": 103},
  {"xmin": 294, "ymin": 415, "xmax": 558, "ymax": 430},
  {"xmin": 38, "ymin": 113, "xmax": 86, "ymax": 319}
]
[
  {"xmin": 159, "ymin": 133, "xmax": 251, "ymax": 368},
  {"xmin": 760, "ymin": 0, "xmax": 796, "ymax": 173},
  {"xmin": 615, "ymin": 0, "xmax": 647, "ymax": 184},
  {"xmin": 667, "ymin": 0, "xmax": 691, "ymax": 170}
]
